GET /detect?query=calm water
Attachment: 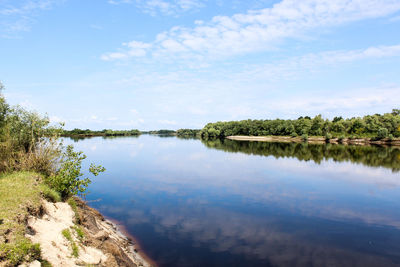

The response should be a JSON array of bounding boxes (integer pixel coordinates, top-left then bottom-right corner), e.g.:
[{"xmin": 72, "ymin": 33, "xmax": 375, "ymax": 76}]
[{"xmin": 66, "ymin": 135, "xmax": 400, "ymax": 267}]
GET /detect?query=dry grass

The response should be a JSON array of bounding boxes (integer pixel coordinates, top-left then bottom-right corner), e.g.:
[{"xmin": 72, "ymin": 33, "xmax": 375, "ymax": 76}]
[{"xmin": 0, "ymin": 138, "xmax": 61, "ymax": 176}]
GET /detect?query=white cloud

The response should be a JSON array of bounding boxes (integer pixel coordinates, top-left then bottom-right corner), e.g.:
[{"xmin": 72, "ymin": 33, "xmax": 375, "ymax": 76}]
[
  {"xmin": 108, "ymin": 0, "xmax": 205, "ymax": 16},
  {"xmin": 101, "ymin": 41, "xmax": 151, "ymax": 60},
  {"xmin": 265, "ymin": 85, "xmax": 400, "ymax": 118},
  {"xmin": 0, "ymin": 0, "xmax": 62, "ymax": 37},
  {"xmin": 130, "ymin": 109, "xmax": 139, "ymax": 114},
  {"xmin": 102, "ymin": 0, "xmax": 400, "ymax": 61},
  {"xmin": 235, "ymin": 44, "xmax": 400, "ymax": 82},
  {"xmin": 158, "ymin": 119, "xmax": 178, "ymax": 125}
]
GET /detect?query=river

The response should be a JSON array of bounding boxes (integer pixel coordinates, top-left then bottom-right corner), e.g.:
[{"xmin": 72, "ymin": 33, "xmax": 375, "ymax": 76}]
[{"xmin": 65, "ymin": 135, "xmax": 400, "ymax": 267}]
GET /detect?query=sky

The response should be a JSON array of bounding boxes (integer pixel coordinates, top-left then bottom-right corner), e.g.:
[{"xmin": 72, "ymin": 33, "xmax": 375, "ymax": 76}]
[{"xmin": 1, "ymin": 0, "xmax": 400, "ymax": 130}]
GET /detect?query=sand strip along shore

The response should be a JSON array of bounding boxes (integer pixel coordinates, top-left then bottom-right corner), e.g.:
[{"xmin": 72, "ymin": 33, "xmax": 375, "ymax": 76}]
[{"xmin": 226, "ymin": 136, "xmax": 400, "ymax": 146}]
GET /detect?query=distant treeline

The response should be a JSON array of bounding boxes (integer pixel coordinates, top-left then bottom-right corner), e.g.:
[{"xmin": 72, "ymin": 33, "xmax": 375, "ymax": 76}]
[
  {"xmin": 200, "ymin": 109, "xmax": 400, "ymax": 139},
  {"xmin": 176, "ymin": 129, "xmax": 201, "ymax": 137},
  {"xmin": 202, "ymin": 138, "xmax": 400, "ymax": 172},
  {"xmin": 145, "ymin": 129, "xmax": 176, "ymax": 135},
  {"xmin": 141, "ymin": 129, "xmax": 201, "ymax": 137},
  {"xmin": 62, "ymin": 128, "xmax": 141, "ymax": 137}
]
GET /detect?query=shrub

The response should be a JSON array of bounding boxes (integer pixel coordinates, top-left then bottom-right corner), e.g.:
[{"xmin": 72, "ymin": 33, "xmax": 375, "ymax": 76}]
[
  {"xmin": 377, "ymin": 128, "xmax": 389, "ymax": 139},
  {"xmin": 301, "ymin": 134, "xmax": 308, "ymax": 142},
  {"xmin": 46, "ymin": 145, "xmax": 105, "ymax": 199},
  {"xmin": 325, "ymin": 133, "xmax": 332, "ymax": 140}
]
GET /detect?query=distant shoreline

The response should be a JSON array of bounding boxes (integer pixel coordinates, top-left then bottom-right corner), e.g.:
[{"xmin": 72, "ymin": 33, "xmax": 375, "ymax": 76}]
[{"xmin": 226, "ymin": 135, "xmax": 400, "ymax": 146}]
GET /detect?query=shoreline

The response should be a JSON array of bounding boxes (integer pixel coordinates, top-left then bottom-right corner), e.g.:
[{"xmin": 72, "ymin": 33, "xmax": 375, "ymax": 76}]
[
  {"xmin": 74, "ymin": 197, "xmax": 157, "ymax": 267},
  {"xmin": 226, "ymin": 135, "xmax": 400, "ymax": 146},
  {"xmin": 103, "ymin": 216, "xmax": 159, "ymax": 267}
]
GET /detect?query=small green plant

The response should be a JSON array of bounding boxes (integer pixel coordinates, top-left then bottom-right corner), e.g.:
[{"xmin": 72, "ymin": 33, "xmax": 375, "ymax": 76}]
[
  {"xmin": 47, "ymin": 145, "xmax": 105, "ymax": 199},
  {"xmin": 71, "ymin": 243, "xmax": 79, "ymax": 258},
  {"xmin": 62, "ymin": 229, "xmax": 72, "ymax": 242},
  {"xmin": 40, "ymin": 259, "xmax": 53, "ymax": 267},
  {"xmin": 67, "ymin": 198, "xmax": 81, "ymax": 224},
  {"xmin": 41, "ymin": 185, "xmax": 61, "ymax": 202},
  {"xmin": 73, "ymin": 225, "xmax": 85, "ymax": 241},
  {"xmin": 62, "ymin": 228, "xmax": 79, "ymax": 257},
  {"xmin": 301, "ymin": 134, "xmax": 308, "ymax": 142},
  {"xmin": 389, "ymin": 134, "xmax": 394, "ymax": 141}
]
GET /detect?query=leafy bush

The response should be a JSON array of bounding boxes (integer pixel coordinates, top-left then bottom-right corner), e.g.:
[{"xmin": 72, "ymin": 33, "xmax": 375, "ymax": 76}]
[
  {"xmin": 377, "ymin": 128, "xmax": 389, "ymax": 139},
  {"xmin": 325, "ymin": 133, "xmax": 332, "ymax": 140},
  {"xmin": 301, "ymin": 134, "xmax": 308, "ymax": 142},
  {"xmin": 46, "ymin": 145, "xmax": 105, "ymax": 199}
]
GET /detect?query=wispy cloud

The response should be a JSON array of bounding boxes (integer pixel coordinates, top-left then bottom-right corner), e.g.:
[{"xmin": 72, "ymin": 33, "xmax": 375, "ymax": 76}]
[
  {"xmin": 102, "ymin": 0, "xmax": 400, "ymax": 61},
  {"xmin": 108, "ymin": 0, "xmax": 205, "ymax": 16},
  {"xmin": 234, "ymin": 44, "xmax": 400, "ymax": 82},
  {"xmin": 158, "ymin": 119, "xmax": 178, "ymax": 125},
  {"xmin": 0, "ymin": 0, "xmax": 62, "ymax": 37}
]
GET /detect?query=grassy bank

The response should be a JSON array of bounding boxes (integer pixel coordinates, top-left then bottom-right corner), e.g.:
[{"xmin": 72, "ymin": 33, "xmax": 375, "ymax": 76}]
[{"xmin": 0, "ymin": 172, "xmax": 54, "ymax": 266}]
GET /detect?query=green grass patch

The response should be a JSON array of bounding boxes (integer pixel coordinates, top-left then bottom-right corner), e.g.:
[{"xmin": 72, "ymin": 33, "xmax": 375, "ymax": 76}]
[
  {"xmin": 71, "ymin": 243, "xmax": 79, "ymax": 258},
  {"xmin": 0, "ymin": 172, "xmax": 44, "ymax": 265},
  {"xmin": 73, "ymin": 226, "xmax": 85, "ymax": 242},
  {"xmin": 67, "ymin": 198, "xmax": 81, "ymax": 224},
  {"xmin": 41, "ymin": 186, "xmax": 61, "ymax": 203},
  {"xmin": 61, "ymin": 228, "xmax": 79, "ymax": 258},
  {"xmin": 61, "ymin": 229, "xmax": 73, "ymax": 242}
]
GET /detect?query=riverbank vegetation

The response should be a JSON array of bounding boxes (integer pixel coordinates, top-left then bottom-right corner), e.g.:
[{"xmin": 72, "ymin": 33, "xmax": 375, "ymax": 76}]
[
  {"xmin": 62, "ymin": 128, "xmax": 140, "ymax": 137},
  {"xmin": 200, "ymin": 110, "xmax": 400, "ymax": 140},
  {"xmin": 202, "ymin": 138, "xmax": 400, "ymax": 172},
  {"xmin": 176, "ymin": 129, "xmax": 201, "ymax": 137},
  {"xmin": 144, "ymin": 129, "xmax": 176, "ymax": 135},
  {"xmin": 0, "ymin": 83, "xmax": 105, "ymax": 266}
]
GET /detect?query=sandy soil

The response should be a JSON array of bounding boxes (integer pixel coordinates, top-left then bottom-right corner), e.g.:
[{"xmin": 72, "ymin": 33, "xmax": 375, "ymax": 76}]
[{"xmin": 24, "ymin": 199, "xmax": 155, "ymax": 267}]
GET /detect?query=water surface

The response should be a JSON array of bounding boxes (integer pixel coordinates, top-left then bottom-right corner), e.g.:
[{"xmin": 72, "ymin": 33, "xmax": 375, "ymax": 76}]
[{"xmin": 66, "ymin": 135, "xmax": 400, "ymax": 266}]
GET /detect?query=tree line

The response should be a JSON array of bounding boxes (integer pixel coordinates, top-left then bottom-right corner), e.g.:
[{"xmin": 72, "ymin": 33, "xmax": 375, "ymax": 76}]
[
  {"xmin": 62, "ymin": 128, "xmax": 141, "ymax": 137},
  {"xmin": 201, "ymin": 138, "xmax": 400, "ymax": 172},
  {"xmin": 200, "ymin": 110, "xmax": 400, "ymax": 140}
]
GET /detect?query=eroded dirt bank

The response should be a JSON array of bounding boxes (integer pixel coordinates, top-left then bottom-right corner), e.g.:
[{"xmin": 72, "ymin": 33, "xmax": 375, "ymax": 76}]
[{"xmin": 24, "ymin": 198, "xmax": 156, "ymax": 267}]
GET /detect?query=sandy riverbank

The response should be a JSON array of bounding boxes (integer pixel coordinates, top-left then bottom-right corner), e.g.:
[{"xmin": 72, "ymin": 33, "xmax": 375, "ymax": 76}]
[
  {"xmin": 226, "ymin": 135, "xmax": 400, "ymax": 146},
  {"xmin": 23, "ymin": 198, "xmax": 155, "ymax": 267}
]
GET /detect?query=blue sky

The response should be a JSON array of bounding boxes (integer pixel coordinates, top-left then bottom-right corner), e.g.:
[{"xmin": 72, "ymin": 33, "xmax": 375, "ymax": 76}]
[{"xmin": 1, "ymin": 0, "xmax": 400, "ymax": 130}]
